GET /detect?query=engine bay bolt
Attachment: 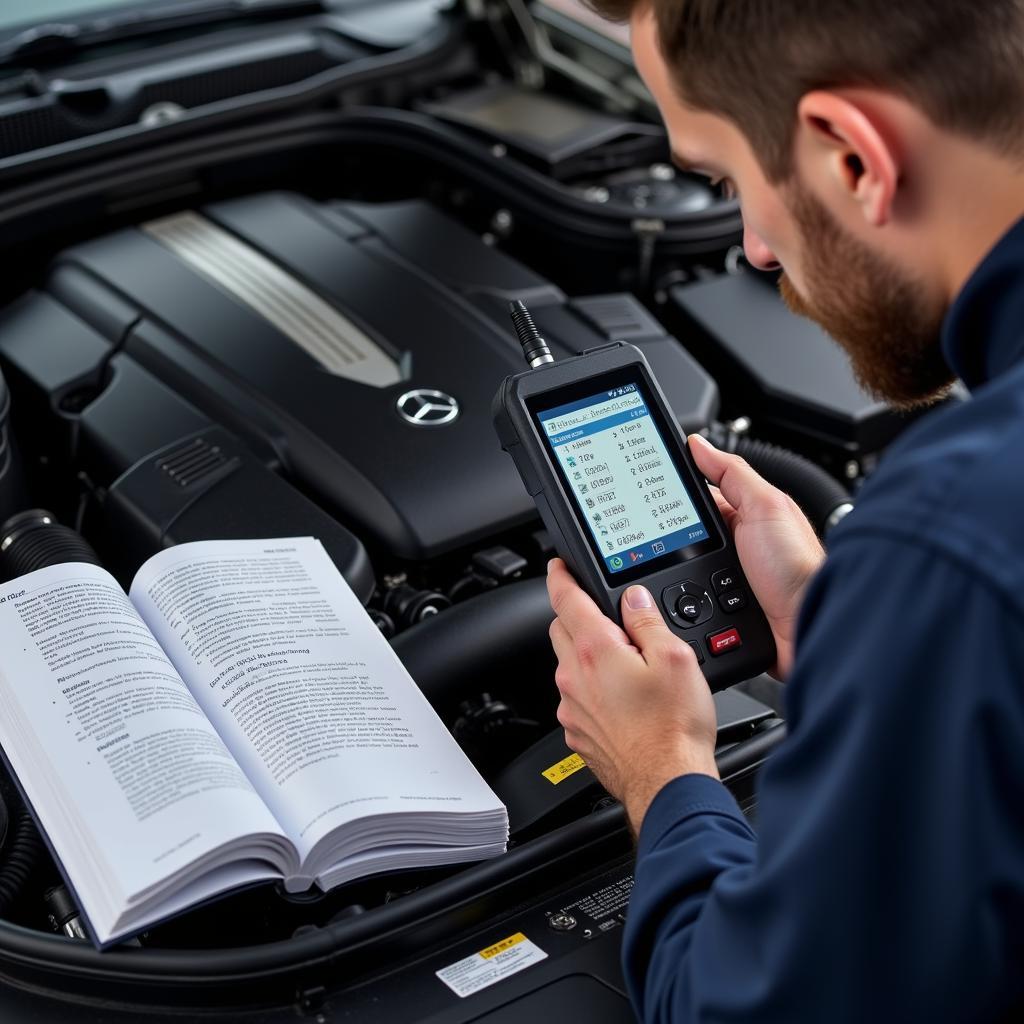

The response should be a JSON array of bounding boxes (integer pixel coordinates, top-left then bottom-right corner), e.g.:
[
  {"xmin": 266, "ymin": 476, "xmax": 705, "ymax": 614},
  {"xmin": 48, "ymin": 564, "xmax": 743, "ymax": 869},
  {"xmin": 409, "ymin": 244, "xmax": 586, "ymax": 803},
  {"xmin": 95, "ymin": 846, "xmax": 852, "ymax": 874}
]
[
  {"xmin": 845, "ymin": 460, "xmax": 861, "ymax": 480},
  {"xmin": 583, "ymin": 185, "xmax": 610, "ymax": 204},
  {"xmin": 139, "ymin": 101, "xmax": 186, "ymax": 127},
  {"xmin": 650, "ymin": 163, "xmax": 676, "ymax": 181},
  {"xmin": 491, "ymin": 143, "xmax": 508, "ymax": 158},
  {"xmin": 548, "ymin": 912, "xmax": 578, "ymax": 931},
  {"xmin": 491, "ymin": 209, "xmax": 514, "ymax": 236},
  {"xmin": 725, "ymin": 245, "xmax": 748, "ymax": 275}
]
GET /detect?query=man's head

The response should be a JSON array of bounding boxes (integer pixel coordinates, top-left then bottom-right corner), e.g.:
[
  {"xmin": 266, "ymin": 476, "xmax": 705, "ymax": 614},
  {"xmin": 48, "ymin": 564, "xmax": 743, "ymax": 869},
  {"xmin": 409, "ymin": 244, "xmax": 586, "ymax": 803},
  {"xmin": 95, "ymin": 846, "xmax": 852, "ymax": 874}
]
[{"xmin": 586, "ymin": 0, "xmax": 1024, "ymax": 406}]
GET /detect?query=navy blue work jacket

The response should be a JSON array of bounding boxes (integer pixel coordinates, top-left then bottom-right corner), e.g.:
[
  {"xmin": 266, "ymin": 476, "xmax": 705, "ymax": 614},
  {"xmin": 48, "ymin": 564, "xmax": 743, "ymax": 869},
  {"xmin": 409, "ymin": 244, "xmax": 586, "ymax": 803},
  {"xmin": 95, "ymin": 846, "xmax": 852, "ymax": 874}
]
[{"xmin": 623, "ymin": 217, "xmax": 1024, "ymax": 1022}]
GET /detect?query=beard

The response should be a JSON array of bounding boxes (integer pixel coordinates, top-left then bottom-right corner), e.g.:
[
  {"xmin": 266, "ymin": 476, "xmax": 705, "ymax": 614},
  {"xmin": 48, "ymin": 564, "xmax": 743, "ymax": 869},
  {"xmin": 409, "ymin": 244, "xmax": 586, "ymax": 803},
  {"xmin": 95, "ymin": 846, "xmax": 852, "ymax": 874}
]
[{"xmin": 777, "ymin": 185, "xmax": 955, "ymax": 409}]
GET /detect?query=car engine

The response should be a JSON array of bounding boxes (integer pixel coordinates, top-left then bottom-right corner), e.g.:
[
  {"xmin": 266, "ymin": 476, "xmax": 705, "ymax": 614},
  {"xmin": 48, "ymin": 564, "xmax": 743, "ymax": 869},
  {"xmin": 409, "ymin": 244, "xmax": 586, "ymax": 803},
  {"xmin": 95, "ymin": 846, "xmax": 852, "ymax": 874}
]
[{"xmin": 0, "ymin": 1, "xmax": 945, "ymax": 1017}]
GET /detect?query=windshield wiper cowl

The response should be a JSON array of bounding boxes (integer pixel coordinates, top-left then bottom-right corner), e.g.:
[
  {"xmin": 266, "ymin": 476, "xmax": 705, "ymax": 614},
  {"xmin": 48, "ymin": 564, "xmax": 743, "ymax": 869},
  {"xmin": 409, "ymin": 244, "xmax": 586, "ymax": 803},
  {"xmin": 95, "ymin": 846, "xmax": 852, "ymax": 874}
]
[{"xmin": 0, "ymin": 0, "xmax": 328, "ymax": 67}]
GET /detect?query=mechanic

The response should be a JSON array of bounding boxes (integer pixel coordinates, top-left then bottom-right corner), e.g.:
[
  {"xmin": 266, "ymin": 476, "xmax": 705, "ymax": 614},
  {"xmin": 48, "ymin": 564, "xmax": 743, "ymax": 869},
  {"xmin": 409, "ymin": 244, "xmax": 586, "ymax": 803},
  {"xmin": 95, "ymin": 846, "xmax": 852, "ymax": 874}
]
[{"xmin": 545, "ymin": 1, "xmax": 1024, "ymax": 1019}]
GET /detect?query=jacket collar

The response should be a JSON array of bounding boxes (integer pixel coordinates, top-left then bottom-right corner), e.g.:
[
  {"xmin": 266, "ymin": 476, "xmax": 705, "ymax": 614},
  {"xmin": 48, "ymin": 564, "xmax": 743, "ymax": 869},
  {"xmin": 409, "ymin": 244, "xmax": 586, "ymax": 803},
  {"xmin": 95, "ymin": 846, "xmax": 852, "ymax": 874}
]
[{"xmin": 941, "ymin": 216, "xmax": 1024, "ymax": 390}]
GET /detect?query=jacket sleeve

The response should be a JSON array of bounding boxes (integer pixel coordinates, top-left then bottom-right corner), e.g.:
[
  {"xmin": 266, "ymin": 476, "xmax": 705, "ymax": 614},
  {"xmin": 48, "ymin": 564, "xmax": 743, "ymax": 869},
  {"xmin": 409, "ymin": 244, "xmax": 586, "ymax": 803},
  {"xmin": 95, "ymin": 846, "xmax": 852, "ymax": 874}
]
[{"xmin": 622, "ymin": 532, "xmax": 1024, "ymax": 1022}]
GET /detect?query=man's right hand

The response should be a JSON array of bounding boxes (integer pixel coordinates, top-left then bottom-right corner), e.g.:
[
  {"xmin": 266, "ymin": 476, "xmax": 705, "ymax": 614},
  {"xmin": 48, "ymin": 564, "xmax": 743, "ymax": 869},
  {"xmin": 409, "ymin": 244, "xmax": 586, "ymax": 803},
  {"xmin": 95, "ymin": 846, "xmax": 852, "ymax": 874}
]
[{"xmin": 689, "ymin": 433, "xmax": 825, "ymax": 678}]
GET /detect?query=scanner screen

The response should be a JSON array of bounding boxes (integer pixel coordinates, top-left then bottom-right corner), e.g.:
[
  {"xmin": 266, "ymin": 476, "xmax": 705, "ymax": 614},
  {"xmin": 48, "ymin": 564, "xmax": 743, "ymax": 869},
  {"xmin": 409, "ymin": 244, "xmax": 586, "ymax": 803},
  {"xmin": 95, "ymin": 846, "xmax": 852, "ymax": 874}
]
[{"xmin": 538, "ymin": 383, "xmax": 710, "ymax": 575}]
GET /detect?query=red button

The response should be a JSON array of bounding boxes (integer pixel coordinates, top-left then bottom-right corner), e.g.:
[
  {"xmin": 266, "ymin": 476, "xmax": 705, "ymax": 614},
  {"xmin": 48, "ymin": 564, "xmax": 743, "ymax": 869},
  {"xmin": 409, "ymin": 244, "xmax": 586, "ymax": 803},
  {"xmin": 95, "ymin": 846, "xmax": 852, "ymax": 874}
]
[{"xmin": 708, "ymin": 628, "xmax": 742, "ymax": 656}]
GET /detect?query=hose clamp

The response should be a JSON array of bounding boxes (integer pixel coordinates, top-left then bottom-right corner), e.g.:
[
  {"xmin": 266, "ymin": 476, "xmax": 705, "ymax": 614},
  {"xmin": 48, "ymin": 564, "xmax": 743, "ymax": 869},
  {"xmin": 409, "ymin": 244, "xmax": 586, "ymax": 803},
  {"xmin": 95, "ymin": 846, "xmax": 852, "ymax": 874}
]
[{"xmin": 825, "ymin": 502, "xmax": 856, "ymax": 534}]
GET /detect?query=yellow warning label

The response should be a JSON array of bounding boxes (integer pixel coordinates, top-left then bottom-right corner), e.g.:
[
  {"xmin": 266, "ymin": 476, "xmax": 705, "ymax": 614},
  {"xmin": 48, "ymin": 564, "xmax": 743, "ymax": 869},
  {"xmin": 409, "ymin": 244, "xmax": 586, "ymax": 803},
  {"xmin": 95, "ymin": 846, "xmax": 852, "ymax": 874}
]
[
  {"xmin": 479, "ymin": 933, "xmax": 527, "ymax": 960},
  {"xmin": 438, "ymin": 933, "xmax": 547, "ymax": 997},
  {"xmin": 542, "ymin": 753, "xmax": 587, "ymax": 785}
]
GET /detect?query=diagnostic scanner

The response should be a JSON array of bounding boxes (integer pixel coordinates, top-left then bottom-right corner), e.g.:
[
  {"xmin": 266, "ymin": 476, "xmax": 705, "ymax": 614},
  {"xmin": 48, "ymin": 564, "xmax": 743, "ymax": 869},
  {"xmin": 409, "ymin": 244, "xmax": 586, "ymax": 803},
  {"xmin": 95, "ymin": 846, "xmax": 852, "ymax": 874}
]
[{"xmin": 494, "ymin": 302, "xmax": 776, "ymax": 691}]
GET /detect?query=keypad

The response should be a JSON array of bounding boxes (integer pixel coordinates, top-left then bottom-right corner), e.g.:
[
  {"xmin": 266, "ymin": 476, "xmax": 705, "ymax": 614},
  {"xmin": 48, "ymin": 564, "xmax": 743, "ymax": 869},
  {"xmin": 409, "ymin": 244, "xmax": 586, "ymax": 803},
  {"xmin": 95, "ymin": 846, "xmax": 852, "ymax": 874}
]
[
  {"xmin": 710, "ymin": 567, "xmax": 740, "ymax": 594},
  {"xmin": 718, "ymin": 590, "xmax": 747, "ymax": 614},
  {"xmin": 661, "ymin": 580, "xmax": 713, "ymax": 629},
  {"xmin": 708, "ymin": 627, "xmax": 743, "ymax": 656}
]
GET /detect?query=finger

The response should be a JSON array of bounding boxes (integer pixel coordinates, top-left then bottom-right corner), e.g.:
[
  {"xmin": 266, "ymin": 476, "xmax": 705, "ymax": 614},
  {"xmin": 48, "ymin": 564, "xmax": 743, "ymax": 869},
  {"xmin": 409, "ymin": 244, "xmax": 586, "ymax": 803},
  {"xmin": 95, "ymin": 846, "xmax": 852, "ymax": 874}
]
[
  {"xmin": 555, "ymin": 697, "xmax": 584, "ymax": 747},
  {"xmin": 546, "ymin": 558, "xmax": 625, "ymax": 647},
  {"xmin": 709, "ymin": 485, "xmax": 739, "ymax": 532},
  {"xmin": 619, "ymin": 584, "xmax": 690, "ymax": 669},
  {"xmin": 549, "ymin": 596, "xmax": 613, "ymax": 688},
  {"xmin": 548, "ymin": 618, "xmax": 577, "ymax": 671},
  {"xmin": 689, "ymin": 433, "xmax": 777, "ymax": 517}
]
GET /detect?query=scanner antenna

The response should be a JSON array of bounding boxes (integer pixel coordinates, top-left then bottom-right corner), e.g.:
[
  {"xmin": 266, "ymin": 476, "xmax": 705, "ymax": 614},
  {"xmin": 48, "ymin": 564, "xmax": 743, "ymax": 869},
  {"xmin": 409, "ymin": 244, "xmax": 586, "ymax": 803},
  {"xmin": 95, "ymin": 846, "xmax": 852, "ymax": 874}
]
[{"xmin": 509, "ymin": 300, "xmax": 554, "ymax": 368}]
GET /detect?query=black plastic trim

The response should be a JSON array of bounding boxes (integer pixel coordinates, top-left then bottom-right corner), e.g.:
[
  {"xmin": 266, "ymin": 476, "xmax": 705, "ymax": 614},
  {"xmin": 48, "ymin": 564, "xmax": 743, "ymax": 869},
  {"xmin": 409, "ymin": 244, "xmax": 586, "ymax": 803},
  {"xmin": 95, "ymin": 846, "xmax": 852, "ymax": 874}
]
[
  {"xmin": 0, "ymin": 108, "xmax": 742, "ymax": 256},
  {"xmin": 0, "ymin": 725, "xmax": 783, "ymax": 1002}
]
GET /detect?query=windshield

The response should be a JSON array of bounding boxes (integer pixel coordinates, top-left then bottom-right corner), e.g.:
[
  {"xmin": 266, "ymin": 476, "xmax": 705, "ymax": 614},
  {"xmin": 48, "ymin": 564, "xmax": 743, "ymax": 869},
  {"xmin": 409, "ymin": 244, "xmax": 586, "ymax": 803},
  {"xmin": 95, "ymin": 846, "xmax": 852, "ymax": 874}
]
[{"xmin": 0, "ymin": 0, "xmax": 145, "ymax": 34}]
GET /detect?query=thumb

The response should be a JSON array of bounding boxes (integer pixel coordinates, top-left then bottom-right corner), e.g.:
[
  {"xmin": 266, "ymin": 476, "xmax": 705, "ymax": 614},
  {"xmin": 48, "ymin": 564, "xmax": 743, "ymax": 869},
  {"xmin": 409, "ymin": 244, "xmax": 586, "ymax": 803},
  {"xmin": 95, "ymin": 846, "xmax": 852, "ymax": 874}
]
[
  {"xmin": 620, "ymin": 584, "xmax": 678, "ymax": 654},
  {"xmin": 688, "ymin": 432, "xmax": 770, "ymax": 516},
  {"xmin": 688, "ymin": 432, "xmax": 731, "ymax": 485}
]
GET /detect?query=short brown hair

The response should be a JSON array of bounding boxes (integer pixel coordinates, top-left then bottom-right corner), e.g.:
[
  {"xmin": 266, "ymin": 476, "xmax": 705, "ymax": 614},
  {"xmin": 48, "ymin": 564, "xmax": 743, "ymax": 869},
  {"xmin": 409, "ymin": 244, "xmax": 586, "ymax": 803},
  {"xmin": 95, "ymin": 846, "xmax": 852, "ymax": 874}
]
[{"xmin": 586, "ymin": 0, "xmax": 1024, "ymax": 181}]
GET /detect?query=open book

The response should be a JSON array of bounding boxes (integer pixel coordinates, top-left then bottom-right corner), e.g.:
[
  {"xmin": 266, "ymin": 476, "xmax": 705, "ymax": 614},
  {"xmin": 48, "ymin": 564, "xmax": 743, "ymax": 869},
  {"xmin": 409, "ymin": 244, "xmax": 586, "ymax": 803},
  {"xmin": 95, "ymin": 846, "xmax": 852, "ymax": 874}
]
[{"xmin": 0, "ymin": 538, "xmax": 508, "ymax": 948}]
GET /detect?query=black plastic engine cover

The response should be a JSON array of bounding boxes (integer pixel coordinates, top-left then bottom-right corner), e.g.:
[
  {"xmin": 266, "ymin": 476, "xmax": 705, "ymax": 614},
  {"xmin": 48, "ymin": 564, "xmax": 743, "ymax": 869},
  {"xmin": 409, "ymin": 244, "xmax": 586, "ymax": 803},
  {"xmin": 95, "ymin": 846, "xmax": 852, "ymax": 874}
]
[
  {"xmin": 41, "ymin": 191, "xmax": 718, "ymax": 560},
  {"xmin": 668, "ymin": 270, "xmax": 917, "ymax": 457}
]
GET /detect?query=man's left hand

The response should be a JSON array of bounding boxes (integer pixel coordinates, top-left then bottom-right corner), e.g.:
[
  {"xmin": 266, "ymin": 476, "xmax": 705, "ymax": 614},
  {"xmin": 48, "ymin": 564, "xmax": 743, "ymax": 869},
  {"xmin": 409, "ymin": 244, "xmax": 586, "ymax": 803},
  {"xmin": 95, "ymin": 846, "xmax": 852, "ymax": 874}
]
[{"xmin": 546, "ymin": 558, "xmax": 719, "ymax": 834}]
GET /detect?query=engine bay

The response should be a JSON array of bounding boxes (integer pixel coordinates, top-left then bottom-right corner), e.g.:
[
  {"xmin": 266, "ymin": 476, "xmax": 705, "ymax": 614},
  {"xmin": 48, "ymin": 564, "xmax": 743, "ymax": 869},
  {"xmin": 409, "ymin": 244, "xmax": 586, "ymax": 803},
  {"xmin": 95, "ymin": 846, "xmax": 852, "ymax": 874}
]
[{"xmin": 0, "ymin": 1, "xmax": 938, "ymax": 1015}]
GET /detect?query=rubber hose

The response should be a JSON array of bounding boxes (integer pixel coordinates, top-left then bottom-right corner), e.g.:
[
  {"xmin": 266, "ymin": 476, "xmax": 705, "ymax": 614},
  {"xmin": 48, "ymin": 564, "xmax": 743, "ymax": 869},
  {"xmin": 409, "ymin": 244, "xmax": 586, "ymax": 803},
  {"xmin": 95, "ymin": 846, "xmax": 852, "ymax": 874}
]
[
  {"xmin": 716, "ymin": 722, "xmax": 787, "ymax": 780},
  {"xmin": 711, "ymin": 431, "xmax": 853, "ymax": 537},
  {"xmin": 0, "ymin": 807, "xmax": 42, "ymax": 916},
  {"xmin": 0, "ymin": 368, "xmax": 24, "ymax": 526},
  {"xmin": 0, "ymin": 509, "xmax": 103, "ymax": 583},
  {"xmin": 392, "ymin": 578, "xmax": 556, "ymax": 718},
  {"xmin": 0, "ymin": 511, "xmax": 100, "ymax": 915}
]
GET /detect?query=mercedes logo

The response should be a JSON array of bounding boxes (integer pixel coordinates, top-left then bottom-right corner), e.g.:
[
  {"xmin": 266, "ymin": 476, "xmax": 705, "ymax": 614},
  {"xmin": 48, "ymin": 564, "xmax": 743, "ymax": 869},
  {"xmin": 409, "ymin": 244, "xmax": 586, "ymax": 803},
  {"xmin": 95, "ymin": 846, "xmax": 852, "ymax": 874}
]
[{"xmin": 396, "ymin": 389, "xmax": 460, "ymax": 427}]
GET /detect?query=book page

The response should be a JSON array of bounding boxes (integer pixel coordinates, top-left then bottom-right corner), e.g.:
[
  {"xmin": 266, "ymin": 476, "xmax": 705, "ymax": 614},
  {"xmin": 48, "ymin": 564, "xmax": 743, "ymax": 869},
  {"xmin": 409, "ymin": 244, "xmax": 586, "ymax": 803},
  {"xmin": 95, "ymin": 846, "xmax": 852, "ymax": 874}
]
[
  {"xmin": 0, "ymin": 563, "xmax": 289, "ymax": 918},
  {"xmin": 130, "ymin": 539, "xmax": 505, "ymax": 862}
]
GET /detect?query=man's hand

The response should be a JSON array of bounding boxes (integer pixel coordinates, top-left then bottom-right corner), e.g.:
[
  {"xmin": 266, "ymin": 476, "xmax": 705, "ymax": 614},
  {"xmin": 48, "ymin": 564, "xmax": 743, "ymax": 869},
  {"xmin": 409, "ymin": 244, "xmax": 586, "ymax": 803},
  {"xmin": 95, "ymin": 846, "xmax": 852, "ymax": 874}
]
[
  {"xmin": 547, "ymin": 558, "xmax": 719, "ymax": 834},
  {"xmin": 689, "ymin": 434, "xmax": 825, "ymax": 678}
]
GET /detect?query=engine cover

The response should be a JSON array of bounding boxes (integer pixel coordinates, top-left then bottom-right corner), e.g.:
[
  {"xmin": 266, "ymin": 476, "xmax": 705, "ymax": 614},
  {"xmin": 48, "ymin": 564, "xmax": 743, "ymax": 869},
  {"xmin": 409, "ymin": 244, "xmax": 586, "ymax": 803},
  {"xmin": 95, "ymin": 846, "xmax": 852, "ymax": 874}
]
[
  {"xmin": 12, "ymin": 192, "xmax": 719, "ymax": 560},
  {"xmin": 667, "ymin": 270, "xmax": 920, "ymax": 458}
]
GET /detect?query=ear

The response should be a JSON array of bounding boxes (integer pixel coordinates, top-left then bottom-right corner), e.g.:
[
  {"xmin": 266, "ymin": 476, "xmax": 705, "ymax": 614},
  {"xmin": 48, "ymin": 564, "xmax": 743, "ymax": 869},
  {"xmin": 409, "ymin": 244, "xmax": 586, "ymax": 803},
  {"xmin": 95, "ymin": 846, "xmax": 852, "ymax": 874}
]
[{"xmin": 795, "ymin": 91, "xmax": 900, "ymax": 228}]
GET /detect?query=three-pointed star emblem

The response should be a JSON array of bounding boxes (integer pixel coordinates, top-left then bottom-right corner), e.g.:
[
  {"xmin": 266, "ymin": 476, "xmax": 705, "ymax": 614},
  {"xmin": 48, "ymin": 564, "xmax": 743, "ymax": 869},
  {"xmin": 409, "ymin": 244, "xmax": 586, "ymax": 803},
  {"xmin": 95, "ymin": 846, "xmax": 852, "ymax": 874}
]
[{"xmin": 396, "ymin": 389, "xmax": 460, "ymax": 426}]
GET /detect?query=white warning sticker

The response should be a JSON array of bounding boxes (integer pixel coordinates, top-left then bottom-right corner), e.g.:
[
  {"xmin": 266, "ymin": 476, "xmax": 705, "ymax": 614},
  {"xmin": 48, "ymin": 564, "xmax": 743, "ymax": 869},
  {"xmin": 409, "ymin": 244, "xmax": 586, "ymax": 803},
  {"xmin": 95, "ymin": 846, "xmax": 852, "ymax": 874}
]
[{"xmin": 436, "ymin": 932, "xmax": 548, "ymax": 998}]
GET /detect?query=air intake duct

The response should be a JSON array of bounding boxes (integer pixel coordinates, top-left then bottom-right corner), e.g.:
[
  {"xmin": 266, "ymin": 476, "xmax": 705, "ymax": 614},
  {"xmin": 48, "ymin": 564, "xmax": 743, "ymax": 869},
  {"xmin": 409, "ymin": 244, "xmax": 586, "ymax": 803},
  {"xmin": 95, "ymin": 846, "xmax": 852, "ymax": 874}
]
[{"xmin": 0, "ymin": 510, "xmax": 103, "ymax": 583}]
